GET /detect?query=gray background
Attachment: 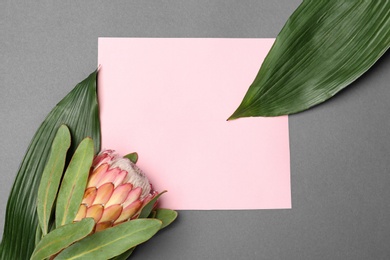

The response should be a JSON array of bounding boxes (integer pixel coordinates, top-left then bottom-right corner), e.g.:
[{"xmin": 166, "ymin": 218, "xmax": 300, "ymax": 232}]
[{"xmin": 1, "ymin": 1, "xmax": 389, "ymax": 259}]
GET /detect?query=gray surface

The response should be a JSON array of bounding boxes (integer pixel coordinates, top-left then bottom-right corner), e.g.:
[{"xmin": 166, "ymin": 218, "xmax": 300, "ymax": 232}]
[{"xmin": 1, "ymin": 1, "xmax": 389, "ymax": 259}]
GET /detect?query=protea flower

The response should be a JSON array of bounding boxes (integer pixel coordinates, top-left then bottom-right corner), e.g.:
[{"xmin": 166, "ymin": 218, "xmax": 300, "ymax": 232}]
[
  {"xmin": 74, "ymin": 150, "xmax": 157, "ymax": 232},
  {"xmin": 30, "ymin": 134, "xmax": 176, "ymax": 260}
]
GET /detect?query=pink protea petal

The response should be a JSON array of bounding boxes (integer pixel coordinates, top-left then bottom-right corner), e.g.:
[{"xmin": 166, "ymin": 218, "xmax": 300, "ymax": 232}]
[
  {"xmin": 86, "ymin": 204, "xmax": 104, "ymax": 223},
  {"xmin": 95, "ymin": 221, "xmax": 113, "ymax": 232},
  {"xmin": 99, "ymin": 204, "xmax": 123, "ymax": 223},
  {"xmin": 105, "ymin": 183, "xmax": 133, "ymax": 208},
  {"xmin": 114, "ymin": 200, "xmax": 142, "ymax": 224},
  {"xmin": 113, "ymin": 160, "xmax": 151, "ymax": 199},
  {"xmin": 93, "ymin": 183, "xmax": 114, "ymax": 205},
  {"xmin": 122, "ymin": 187, "xmax": 142, "ymax": 208},
  {"xmin": 95, "ymin": 168, "xmax": 121, "ymax": 188},
  {"xmin": 92, "ymin": 150, "xmax": 117, "ymax": 168},
  {"xmin": 81, "ymin": 187, "xmax": 97, "ymax": 207},
  {"xmin": 74, "ymin": 204, "xmax": 87, "ymax": 222},
  {"xmin": 131, "ymin": 213, "xmax": 140, "ymax": 220},
  {"xmin": 92, "ymin": 153, "xmax": 109, "ymax": 167},
  {"xmin": 112, "ymin": 170, "xmax": 127, "ymax": 187},
  {"xmin": 87, "ymin": 163, "xmax": 109, "ymax": 188}
]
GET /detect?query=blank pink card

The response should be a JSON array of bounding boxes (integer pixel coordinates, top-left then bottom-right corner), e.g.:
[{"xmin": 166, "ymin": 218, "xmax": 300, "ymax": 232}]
[{"xmin": 98, "ymin": 38, "xmax": 291, "ymax": 210}]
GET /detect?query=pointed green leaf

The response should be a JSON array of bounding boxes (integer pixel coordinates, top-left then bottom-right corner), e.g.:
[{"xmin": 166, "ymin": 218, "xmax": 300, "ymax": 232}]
[
  {"xmin": 0, "ymin": 70, "xmax": 100, "ymax": 259},
  {"xmin": 56, "ymin": 219, "xmax": 162, "ymax": 259},
  {"xmin": 111, "ymin": 208, "xmax": 177, "ymax": 260},
  {"xmin": 124, "ymin": 152, "xmax": 138, "ymax": 164},
  {"xmin": 229, "ymin": 1, "xmax": 390, "ymax": 118},
  {"xmin": 149, "ymin": 210, "xmax": 157, "ymax": 219},
  {"xmin": 56, "ymin": 137, "xmax": 94, "ymax": 227},
  {"xmin": 139, "ymin": 191, "xmax": 167, "ymax": 218},
  {"xmin": 35, "ymin": 225, "xmax": 43, "ymax": 247},
  {"xmin": 154, "ymin": 209, "xmax": 178, "ymax": 229},
  {"xmin": 37, "ymin": 125, "xmax": 71, "ymax": 235},
  {"xmin": 31, "ymin": 218, "xmax": 95, "ymax": 260}
]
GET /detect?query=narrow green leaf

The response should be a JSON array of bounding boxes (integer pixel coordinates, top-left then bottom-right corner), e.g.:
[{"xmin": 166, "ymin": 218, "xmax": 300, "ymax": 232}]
[
  {"xmin": 0, "ymin": 70, "xmax": 100, "ymax": 259},
  {"xmin": 35, "ymin": 225, "xmax": 43, "ymax": 247},
  {"xmin": 154, "ymin": 209, "xmax": 178, "ymax": 229},
  {"xmin": 139, "ymin": 191, "xmax": 167, "ymax": 218},
  {"xmin": 37, "ymin": 125, "xmax": 71, "ymax": 235},
  {"xmin": 110, "ymin": 208, "xmax": 177, "ymax": 260},
  {"xmin": 229, "ymin": 0, "xmax": 390, "ymax": 118},
  {"xmin": 31, "ymin": 218, "xmax": 95, "ymax": 260},
  {"xmin": 55, "ymin": 137, "xmax": 94, "ymax": 227},
  {"xmin": 56, "ymin": 219, "xmax": 162, "ymax": 259},
  {"xmin": 149, "ymin": 210, "xmax": 157, "ymax": 219},
  {"xmin": 124, "ymin": 152, "xmax": 138, "ymax": 164}
]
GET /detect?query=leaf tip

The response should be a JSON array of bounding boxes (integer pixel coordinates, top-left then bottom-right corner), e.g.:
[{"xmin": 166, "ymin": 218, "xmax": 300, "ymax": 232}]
[
  {"xmin": 227, "ymin": 108, "xmax": 244, "ymax": 121},
  {"xmin": 124, "ymin": 152, "xmax": 138, "ymax": 164},
  {"xmin": 226, "ymin": 115, "xmax": 237, "ymax": 121}
]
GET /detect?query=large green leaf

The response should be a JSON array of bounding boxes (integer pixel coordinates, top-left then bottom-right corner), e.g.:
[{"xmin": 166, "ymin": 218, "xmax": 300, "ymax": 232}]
[
  {"xmin": 0, "ymin": 70, "xmax": 100, "ymax": 259},
  {"xmin": 37, "ymin": 125, "xmax": 71, "ymax": 235},
  {"xmin": 55, "ymin": 137, "xmax": 94, "ymax": 227},
  {"xmin": 31, "ymin": 218, "xmax": 95, "ymax": 260},
  {"xmin": 229, "ymin": 0, "xmax": 390, "ymax": 118},
  {"xmin": 56, "ymin": 219, "xmax": 162, "ymax": 259}
]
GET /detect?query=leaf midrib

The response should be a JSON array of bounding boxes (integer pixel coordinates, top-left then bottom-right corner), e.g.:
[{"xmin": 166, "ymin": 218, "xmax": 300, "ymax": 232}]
[
  {"xmin": 60, "ymin": 149, "xmax": 89, "ymax": 226},
  {"xmin": 66, "ymin": 224, "xmax": 157, "ymax": 259}
]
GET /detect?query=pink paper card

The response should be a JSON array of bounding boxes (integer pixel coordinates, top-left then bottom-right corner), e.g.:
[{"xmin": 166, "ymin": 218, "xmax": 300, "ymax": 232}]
[{"xmin": 98, "ymin": 38, "xmax": 291, "ymax": 210}]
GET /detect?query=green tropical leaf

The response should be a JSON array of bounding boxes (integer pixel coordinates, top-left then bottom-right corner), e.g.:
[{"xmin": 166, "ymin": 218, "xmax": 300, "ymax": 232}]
[
  {"xmin": 31, "ymin": 218, "xmax": 95, "ymax": 260},
  {"xmin": 56, "ymin": 219, "xmax": 162, "ymax": 259},
  {"xmin": 37, "ymin": 125, "xmax": 71, "ymax": 235},
  {"xmin": 229, "ymin": 0, "xmax": 390, "ymax": 118},
  {"xmin": 154, "ymin": 209, "xmax": 178, "ymax": 229},
  {"xmin": 0, "ymin": 70, "xmax": 100, "ymax": 259},
  {"xmin": 55, "ymin": 137, "xmax": 94, "ymax": 227}
]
